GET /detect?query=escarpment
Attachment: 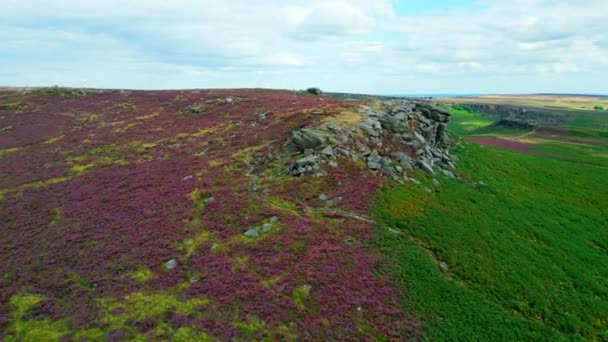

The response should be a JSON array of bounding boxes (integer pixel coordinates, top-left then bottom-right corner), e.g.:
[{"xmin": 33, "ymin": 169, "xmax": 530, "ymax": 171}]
[{"xmin": 285, "ymin": 100, "xmax": 457, "ymax": 181}]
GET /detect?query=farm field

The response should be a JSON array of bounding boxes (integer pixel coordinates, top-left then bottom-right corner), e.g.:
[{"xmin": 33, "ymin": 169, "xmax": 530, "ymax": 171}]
[
  {"xmin": 441, "ymin": 94, "xmax": 608, "ymax": 111},
  {"xmin": 372, "ymin": 105, "xmax": 608, "ymax": 340}
]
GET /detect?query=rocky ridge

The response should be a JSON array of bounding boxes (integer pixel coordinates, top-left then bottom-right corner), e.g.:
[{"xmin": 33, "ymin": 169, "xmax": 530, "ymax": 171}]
[{"xmin": 285, "ymin": 99, "xmax": 457, "ymax": 181}]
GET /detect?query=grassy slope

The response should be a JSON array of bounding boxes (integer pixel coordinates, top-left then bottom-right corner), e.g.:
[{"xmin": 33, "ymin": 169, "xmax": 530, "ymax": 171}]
[{"xmin": 372, "ymin": 108, "xmax": 608, "ymax": 340}]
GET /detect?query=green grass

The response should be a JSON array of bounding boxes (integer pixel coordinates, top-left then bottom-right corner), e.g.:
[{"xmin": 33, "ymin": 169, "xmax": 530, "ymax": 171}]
[
  {"xmin": 372, "ymin": 108, "xmax": 608, "ymax": 340},
  {"xmin": 446, "ymin": 106, "xmax": 494, "ymax": 136}
]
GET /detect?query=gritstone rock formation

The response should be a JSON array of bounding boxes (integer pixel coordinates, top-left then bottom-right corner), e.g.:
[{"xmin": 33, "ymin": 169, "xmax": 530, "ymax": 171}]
[{"xmin": 285, "ymin": 99, "xmax": 457, "ymax": 182}]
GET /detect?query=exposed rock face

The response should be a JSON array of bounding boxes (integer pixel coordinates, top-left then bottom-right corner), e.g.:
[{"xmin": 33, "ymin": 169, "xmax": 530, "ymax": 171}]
[
  {"xmin": 493, "ymin": 118, "xmax": 537, "ymax": 129},
  {"xmin": 454, "ymin": 103, "xmax": 564, "ymax": 125},
  {"xmin": 285, "ymin": 99, "xmax": 457, "ymax": 180}
]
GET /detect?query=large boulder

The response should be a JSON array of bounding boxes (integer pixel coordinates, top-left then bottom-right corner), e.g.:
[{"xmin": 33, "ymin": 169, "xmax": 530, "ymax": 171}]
[
  {"xmin": 359, "ymin": 117, "xmax": 383, "ymax": 138},
  {"xmin": 289, "ymin": 129, "xmax": 326, "ymax": 151},
  {"xmin": 414, "ymin": 103, "xmax": 451, "ymax": 123}
]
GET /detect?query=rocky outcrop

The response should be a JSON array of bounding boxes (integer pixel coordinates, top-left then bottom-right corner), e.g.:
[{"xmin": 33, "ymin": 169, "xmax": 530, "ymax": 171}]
[
  {"xmin": 285, "ymin": 99, "xmax": 457, "ymax": 181},
  {"xmin": 454, "ymin": 103, "xmax": 564, "ymax": 125},
  {"xmin": 492, "ymin": 118, "xmax": 537, "ymax": 129}
]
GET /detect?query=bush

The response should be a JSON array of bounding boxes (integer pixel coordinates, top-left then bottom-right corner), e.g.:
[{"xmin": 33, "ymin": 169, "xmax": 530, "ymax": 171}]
[
  {"xmin": 306, "ymin": 87, "xmax": 322, "ymax": 96},
  {"xmin": 33, "ymin": 86, "xmax": 88, "ymax": 97},
  {"xmin": 593, "ymin": 105, "xmax": 605, "ymax": 111}
]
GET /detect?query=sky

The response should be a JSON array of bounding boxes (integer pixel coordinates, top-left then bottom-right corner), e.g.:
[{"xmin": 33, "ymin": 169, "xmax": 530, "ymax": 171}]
[{"xmin": 1, "ymin": 0, "xmax": 607, "ymax": 94}]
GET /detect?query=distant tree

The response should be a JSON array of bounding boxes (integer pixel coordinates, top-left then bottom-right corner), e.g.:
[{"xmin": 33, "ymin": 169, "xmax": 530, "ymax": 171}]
[
  {"xmin": 593, "ymin": 105, "xmax": 605, "ymax": 111},
  {"xmin": 306, "ymin": 87, "xmax": 322, "ymax": 96}
]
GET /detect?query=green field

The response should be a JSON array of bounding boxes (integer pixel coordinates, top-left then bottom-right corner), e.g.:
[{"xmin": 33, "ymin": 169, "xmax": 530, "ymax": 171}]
[{"xmin": 372, "ymin": 107, "xmax": 608, "ymax": 340}]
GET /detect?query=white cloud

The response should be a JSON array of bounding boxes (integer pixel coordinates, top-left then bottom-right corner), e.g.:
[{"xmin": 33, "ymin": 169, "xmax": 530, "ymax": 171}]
[{"xmin": 0, "ymin": 0, "xmax": 607, "ymax": 93}]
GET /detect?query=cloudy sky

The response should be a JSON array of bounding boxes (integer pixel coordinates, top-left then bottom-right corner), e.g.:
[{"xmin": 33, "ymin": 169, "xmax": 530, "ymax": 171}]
[{"xmin": 1, "ymin": 0, "xmax": 607, "ymax": 94}]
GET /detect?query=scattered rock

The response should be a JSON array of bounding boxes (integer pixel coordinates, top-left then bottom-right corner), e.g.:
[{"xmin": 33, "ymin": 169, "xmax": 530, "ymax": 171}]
[
  {"xmin": 289, "ymin": 129, "xmax": 325, "ymax": 151},
  {"xmin": 418, "ymin": 160, "xmax": 435, "ymax": 175},
  {"xmin": 337, "ymin": 148, "xmax": 350, "ymax": 157},
  {"xmin": 319, "ymin": 194, "xmax": 328, "ymax": 201},
  {"xmin": 269, "ymin": 216, "xmax": 279, "ymax": 223},
  {"xmin": 327, "ymin": 197, "xmax": 343, "ymax": 207},
  {"xmin": 262, "ymin": 224, "xmax": 272, "ymax": 232},
  {"xmin": 441, "ymin": 169, "xmax": 456, "ymax": 179},
  {"xmin": 244, "ymin": 228, "xmax": 259, "ymax": 238},
  {"xmin": 321, "ymin": 146, "xmax": 334, "ymax": 157},
  {"xmin": 359, "ymin": 118, "xmax": 383, "ymax": 137},
  {"xmin": 367, "ymin": 151, "xmax": 382, "ymax": 170},
  {"xmin": 165, "ymin": 259, "xmax": 177, "ymax": 270}
]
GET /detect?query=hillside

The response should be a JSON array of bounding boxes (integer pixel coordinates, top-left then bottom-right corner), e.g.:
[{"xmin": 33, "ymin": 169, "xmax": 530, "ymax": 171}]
[
  {"xmin": 1, "ymin": 89, "xmax": 607, "ymax": 341},
  {"xmin": 0, "ymin": 88, "xmax": 454, "ymax": 340}
]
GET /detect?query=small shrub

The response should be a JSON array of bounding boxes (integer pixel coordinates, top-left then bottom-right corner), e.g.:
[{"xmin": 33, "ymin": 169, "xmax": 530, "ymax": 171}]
[
  {"xmin": 593, "ymin": 105, "xmax": 605, "ymax": 111},
  {"xmin": 33, "ymin": 86, "xmax": 88, "ymax": 98},
  {"xmin": 306, "ymin": 87, "xmax": 322, "ymax": 96}
]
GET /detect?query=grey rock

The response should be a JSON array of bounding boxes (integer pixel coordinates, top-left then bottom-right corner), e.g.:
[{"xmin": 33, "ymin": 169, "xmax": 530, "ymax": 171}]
[
  {"xmin": 418, "ymin": 160, "xmax": 435, "ymax": 175},
  {"xmin": 368, "ymin": 161, "xmax": 381, "ymax": 170},
  {"xmin": 244, "ymin": 228, "xmax": 259, "ymax": 238},
  {"xmin": 321, "ymin": 146, "xmax": 334, "ymax": 157},
  {"xmin": 295, "ymin": 155, "xmax": 318, "ymax": 168},
  {"xmin": 359, "ymin": 117, "xmax": 383, "ymax": 137},
  {"xmin": 367, "ymin": 151, "xmax": 382, "ymax": 170},
  {"xmin": 391, "ymin": 152, "xmax": 413, "ymax": 168},
  {"xmin": 378, "ymin": 114, "xmax": 405, "ymax": 133},
  {"xmin": 441, "ymin": 169, "xmax": 456, "ymax": 178},
  {"xmin": 327, "ymin": 197, "xmax": 343, "ymax": 207},
  {"xmin": 269, "ymin": 216, "xmax": 279, "ymax": 223},
  {"xmin": 380, "ymin": 157, "xmax": 393, "ymax": 170},
  {"xmin": 165, "ymin": 259, "xmax": 177, "ymax": 270},
  {"xmin": 290, "ymin": 129, "xmax": 326, "ymax": 150},
  {"xmin": 394, "ymin": 112, "xmax": 407, "ymax": 121},
  {"xmin": 262, "ymin": 224, "xmax": 272, "ymax": 232},
  {"xmin": 258, "ymin": 112, "xmax": 268, "ymax": 121},
  {"xmin": 414, "ymin": 103, "xmax": 450, "ymax": 123},
  {"xmin": 329, "ymin": 160, "xmax": 338, "ymax": 168},
  {"xmin": 319, "ymin": 193, "xmax": 328, "ymax": 201},
  {"xmin": 413, "ymin": 131, "xmax": 426, "ymax": 144},
  {"xmin": 409, "ymin": 177, "xmax": 422, "ymax": 185},
  {"xmin": 337, "ymin": 148, "xmax": 350, "ymax": 157}
]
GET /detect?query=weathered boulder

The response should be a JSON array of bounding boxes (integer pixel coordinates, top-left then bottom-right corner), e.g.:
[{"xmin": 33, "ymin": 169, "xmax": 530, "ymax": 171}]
[
  {"xmin": 367, "ymin": 151, "xmax": 382, "ymax": 170},
  {"xmin": 289, "ymin": 129, "xmax": 325, "ymax": 151},
  {"xmin": 378, "ymin": 114, "xmax": 406, "ymax": 133},
  {"xmin": 359, "ymin": 117, "xmax": 383, "ymax": 137},
  {"xmin": 414, "ymin": 103, "xmax": 451, "ymax": 123}
]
